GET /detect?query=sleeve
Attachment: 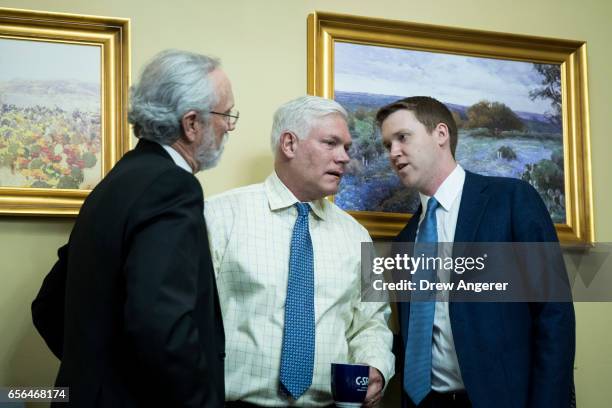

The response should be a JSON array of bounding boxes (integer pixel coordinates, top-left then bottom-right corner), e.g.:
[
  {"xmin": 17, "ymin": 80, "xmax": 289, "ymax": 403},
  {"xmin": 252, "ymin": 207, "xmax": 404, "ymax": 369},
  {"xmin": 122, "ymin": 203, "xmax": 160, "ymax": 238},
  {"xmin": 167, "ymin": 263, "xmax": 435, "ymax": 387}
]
[
  {"xmin": 121, "ymin": 168, "xmax": 211, "ymax": 407},
  {"xmin": 31, "ymin": 244, "xmax": 68, "ymax": 360},
  {"xmin": 346, "ymin": 231, "xmax": 396, "ymax": 387},
  {"xmin": 512, "ymin": 182, "xmax": 576, "ymax": 408}
]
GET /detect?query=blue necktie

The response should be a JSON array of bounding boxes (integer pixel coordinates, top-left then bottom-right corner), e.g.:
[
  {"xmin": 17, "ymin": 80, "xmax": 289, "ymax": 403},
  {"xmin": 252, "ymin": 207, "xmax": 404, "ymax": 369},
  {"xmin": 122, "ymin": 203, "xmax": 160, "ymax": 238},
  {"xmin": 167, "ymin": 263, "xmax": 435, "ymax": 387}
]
[
  {"xmin": 279, "ymin": 202, "xmax": 315, "ymax": 400},
  {"xmin": 404, "ymin": 197, "xmax": 439, "ymax": 405}
]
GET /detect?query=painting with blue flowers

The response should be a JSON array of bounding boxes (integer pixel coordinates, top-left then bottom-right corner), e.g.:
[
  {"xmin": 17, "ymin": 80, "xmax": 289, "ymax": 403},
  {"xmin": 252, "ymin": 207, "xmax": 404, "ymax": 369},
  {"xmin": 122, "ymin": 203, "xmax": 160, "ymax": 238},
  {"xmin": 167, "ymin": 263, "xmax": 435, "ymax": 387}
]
[{"xmin": 333, "ymin": 42, "xmax": 565, "ymax": 223}]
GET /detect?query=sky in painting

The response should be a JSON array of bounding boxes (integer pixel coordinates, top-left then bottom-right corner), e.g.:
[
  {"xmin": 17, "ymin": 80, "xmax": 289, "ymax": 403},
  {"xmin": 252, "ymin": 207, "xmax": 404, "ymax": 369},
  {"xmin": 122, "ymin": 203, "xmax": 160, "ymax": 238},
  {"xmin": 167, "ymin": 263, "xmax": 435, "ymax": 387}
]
[
  {"xmin": 0, "ymin": 38, "xmax": 100, "ymax": 83},
  {"xmin": 334, "ymin": 42, "xmax": 555, "ymax": 114}
]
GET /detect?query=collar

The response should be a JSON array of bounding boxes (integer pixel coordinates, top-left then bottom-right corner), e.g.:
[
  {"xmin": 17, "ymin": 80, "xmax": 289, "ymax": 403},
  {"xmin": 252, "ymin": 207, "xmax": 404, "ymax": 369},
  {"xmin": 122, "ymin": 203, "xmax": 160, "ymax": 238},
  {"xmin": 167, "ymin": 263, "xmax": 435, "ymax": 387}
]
[
  {"xmin": 419, "ymin": 164, "xmax": 466, "ymax": 212},
  {"xmin": 264, "ymin": 172, "xmax": 327, "ymax": 220},
  {"xmin": 160, "ymin": 143, "xmax": 192, "ymax": 174}
]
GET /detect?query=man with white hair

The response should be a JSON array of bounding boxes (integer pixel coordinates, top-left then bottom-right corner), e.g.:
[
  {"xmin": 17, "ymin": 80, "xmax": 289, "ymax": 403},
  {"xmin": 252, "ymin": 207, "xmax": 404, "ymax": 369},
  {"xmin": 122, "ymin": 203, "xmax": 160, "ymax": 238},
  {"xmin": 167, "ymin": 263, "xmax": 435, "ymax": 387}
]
[
  {"xmin": 32, "ymin": 49, "xmax": 236, "ymax": 407},
  {"xmin": 205, "ymin": 95, "xmax": 394, "ymax": 407}
]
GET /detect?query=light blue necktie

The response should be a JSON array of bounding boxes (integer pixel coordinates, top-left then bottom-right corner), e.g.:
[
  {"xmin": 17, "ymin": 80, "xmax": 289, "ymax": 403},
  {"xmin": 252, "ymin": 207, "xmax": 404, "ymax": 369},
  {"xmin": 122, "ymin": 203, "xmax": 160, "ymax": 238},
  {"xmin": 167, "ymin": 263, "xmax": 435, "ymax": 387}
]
[
  {"xmin": 404, "ymin": 197, "xmax": 439, "ymax": 405},
  {"xmin": 279, "ymin": 202, "xmax": 315, "ymax": 400}
]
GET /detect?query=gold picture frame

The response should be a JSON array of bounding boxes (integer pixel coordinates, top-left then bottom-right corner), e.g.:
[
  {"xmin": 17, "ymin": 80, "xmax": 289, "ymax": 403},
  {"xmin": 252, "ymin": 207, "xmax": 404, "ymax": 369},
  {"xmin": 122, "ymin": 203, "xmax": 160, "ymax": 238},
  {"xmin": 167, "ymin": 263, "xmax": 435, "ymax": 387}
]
[
  {"xmin": 0, "ymin": 8, "xmax": 130, "ymax": 216},
  {"xmin": 308, "ymin": 11, "xmax": 593, "ymax": 244}
]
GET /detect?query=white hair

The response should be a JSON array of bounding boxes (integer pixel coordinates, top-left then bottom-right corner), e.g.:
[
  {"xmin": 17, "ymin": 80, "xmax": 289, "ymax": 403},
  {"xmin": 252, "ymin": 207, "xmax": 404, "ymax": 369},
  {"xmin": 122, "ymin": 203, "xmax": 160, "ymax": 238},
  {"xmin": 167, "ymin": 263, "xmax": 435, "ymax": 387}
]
[
  {"xmin": 270, "ymin": 96, "xmax": 348, "ymax": 153},
  {"xmin": 128, "ymin": 49, "xmax": 220, "ymax": 144}
]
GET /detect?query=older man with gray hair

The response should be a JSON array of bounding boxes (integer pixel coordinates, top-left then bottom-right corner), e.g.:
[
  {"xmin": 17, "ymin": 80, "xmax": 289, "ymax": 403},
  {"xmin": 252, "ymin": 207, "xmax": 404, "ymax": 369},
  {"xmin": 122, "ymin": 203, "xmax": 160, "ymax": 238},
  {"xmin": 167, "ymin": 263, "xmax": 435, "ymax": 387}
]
[
  {"xmin": 205, "ymin": 95, "xmax": 394, "ymax": 407},
  {"xmin": 32, "ymin": 49, "xmax": 236, "ymax": 407}
]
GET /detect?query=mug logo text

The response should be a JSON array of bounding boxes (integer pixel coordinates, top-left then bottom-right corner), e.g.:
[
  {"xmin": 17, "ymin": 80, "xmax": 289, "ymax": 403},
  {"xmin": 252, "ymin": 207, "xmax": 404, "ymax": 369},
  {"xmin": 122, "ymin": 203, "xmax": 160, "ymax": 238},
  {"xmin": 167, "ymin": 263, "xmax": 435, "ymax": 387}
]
[{"xmin": 355, "ymin": 376, "xmax": 369, "ymax": 386}]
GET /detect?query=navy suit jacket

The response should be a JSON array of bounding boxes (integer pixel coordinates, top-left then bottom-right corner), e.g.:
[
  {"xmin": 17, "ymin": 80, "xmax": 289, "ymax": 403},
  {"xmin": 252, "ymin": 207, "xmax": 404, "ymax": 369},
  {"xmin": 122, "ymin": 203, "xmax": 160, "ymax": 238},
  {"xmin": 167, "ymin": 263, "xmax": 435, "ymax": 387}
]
[{"xmin": 397, "ymin": 170, "xmax": 575, "ymax": 408}]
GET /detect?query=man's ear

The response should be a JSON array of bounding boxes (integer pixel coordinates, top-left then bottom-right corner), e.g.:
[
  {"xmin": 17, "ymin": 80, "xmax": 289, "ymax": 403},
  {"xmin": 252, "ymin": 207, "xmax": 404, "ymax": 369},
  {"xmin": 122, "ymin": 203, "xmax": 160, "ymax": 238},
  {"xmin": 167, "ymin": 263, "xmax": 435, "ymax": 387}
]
[
  {"xmin": 434, "ymin": 122, "xmax": 450, "ymax": 148},
  {"xmin": 180, "ymin": 110, "xmax": 200, "ymax": 143},
  {"xmin": 279, "ymin": 131, "xmax": 299, "ymax": 159}
]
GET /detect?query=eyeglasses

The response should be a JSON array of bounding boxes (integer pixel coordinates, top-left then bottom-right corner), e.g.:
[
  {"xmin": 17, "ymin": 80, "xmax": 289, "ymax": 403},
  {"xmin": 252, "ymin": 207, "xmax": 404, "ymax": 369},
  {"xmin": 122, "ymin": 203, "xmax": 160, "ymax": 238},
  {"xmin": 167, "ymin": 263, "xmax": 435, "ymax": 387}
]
[{"xmin": 209, "ymin": 109, "xmax": 239, "ymax": 126}]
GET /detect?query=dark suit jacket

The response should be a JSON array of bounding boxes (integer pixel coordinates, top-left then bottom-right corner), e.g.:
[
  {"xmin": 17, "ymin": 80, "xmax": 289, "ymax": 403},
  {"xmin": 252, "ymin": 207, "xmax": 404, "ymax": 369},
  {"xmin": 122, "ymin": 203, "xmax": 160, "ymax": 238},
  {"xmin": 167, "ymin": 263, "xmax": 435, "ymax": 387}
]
[
  {"xmin": 397, "ymin": 170, "xmax": 575, "ymax": 408},
  {"xmin": 32, "ymin": 139, "xmax": 225, "ymax": 407}
]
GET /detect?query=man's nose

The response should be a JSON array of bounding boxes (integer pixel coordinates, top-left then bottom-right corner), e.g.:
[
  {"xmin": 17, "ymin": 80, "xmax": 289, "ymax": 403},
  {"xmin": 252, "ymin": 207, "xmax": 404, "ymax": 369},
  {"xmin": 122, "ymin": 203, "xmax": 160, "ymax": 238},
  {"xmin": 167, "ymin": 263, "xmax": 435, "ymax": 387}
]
[
  {"xmin": 389, "ymin": 141, "xmax": 401, "ymax": 158},
  {"xmin": 337, "ymin": 147, "xmax": 350, "ymax": 163}
]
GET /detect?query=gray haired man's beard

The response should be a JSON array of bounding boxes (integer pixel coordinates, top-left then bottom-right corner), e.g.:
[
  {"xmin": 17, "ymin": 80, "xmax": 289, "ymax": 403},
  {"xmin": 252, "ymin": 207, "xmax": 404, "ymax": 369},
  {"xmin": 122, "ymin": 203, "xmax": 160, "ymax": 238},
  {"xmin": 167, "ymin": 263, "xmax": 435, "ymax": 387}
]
[{"xmin": 196, "ymin": 127, "xmax": 228, "ymax": 172}]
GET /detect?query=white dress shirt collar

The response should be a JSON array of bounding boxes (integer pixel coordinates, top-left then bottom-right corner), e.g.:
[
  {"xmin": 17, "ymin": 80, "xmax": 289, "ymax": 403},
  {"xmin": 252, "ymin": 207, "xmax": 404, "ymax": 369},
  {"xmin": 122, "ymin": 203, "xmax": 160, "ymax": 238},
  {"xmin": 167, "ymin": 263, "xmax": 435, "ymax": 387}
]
[
  {"xmin": 264, "ymin": 171, "xmax": 327, "ymax": 220},
  {"xmin": 419, "ymin": 164, "xmax": 466, "ymax": 213}
]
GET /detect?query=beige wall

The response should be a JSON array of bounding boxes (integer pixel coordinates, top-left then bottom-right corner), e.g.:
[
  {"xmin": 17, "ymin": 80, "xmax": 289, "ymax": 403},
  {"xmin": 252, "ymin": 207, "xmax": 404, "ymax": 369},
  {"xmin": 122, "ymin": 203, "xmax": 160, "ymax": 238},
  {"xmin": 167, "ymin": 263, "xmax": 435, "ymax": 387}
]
[{"xmin": 0, "ymin": 0, "xmax": 610, "ymax": 406}]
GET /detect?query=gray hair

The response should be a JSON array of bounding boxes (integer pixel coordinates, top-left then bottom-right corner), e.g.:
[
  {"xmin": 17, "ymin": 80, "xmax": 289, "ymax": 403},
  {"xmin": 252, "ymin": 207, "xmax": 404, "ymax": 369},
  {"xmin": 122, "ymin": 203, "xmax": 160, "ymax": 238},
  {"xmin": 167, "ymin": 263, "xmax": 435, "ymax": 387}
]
[
  {"xmin": 270, "ymin": 95, "xmax": 348, "ymax": 152},
  {"xmin": 128, "ymin": 49, "xmax": 220, "ymax": 144}
]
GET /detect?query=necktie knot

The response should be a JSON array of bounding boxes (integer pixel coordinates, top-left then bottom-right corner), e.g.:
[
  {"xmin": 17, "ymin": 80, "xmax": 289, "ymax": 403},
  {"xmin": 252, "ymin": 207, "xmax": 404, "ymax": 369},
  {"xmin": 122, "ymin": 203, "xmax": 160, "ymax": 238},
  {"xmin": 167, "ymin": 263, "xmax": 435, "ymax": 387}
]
[
  {"xmin": 295, "ymin": 202, "xmax": 310, "ymax": 218},
  {"xmin": 417, "ymin": 197, "xmax": 439, "ymax": 244},
  {"xmin": 425, "ymin": 197, "xmax": 439, "ymax": 214}
]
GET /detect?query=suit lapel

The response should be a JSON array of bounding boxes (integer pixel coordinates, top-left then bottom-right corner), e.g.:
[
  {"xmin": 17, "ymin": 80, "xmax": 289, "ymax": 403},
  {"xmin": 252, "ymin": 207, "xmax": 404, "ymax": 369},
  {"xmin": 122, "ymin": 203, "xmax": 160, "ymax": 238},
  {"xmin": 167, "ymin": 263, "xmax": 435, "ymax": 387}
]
[
  {"xmin": 454, "ymin": 171, "xmax": 489, "ymax": 243},
  {"xmin": 449, "ymin": 172, "xmax": 490, "ymax": 361}
]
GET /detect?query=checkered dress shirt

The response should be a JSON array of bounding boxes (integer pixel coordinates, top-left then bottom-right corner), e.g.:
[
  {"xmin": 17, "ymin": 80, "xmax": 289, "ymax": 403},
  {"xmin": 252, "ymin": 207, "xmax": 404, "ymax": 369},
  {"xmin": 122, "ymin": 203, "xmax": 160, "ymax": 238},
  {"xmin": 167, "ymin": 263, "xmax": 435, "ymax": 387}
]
[{"xmin": 204, "ymin": 172, "xmax": 395, "ymax": 406}]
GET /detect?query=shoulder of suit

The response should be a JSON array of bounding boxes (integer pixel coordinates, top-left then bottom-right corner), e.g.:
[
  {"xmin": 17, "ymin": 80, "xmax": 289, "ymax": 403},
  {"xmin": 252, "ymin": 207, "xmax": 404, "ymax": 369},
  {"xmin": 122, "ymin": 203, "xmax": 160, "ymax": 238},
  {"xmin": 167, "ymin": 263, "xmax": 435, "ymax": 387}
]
[
  {"xmin": 144, "ymin": 167, "xmax": 203, "ymax": 204},
  {"xmin": 467, "ymin": 171, "xmax": 534, "ymax": 195},
  {"xmin": 103, "ymin": 148, "xmax": 198, "ymax": 194}
]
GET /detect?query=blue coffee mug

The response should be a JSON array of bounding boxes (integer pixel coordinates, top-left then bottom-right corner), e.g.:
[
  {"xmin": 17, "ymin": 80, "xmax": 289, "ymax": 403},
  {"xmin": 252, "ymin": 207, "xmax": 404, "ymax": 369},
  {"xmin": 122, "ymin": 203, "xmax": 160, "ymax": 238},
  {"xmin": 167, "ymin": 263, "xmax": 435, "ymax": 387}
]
[{"xmin": 331, "ymin": 363, "xmax": 369, "ymax": 407}]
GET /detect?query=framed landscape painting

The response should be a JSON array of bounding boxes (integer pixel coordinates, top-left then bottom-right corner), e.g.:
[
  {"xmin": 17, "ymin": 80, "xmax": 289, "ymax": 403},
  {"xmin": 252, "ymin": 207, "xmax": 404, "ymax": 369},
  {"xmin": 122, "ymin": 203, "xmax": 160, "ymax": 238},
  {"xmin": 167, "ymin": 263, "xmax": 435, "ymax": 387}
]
[
  {"xmin": 0, "ymin": 8, "xmax": 130, "ymax": 216},
  {"xmin": 308, "ymin": 12, "xmax": 593, "ymax": 244}
]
